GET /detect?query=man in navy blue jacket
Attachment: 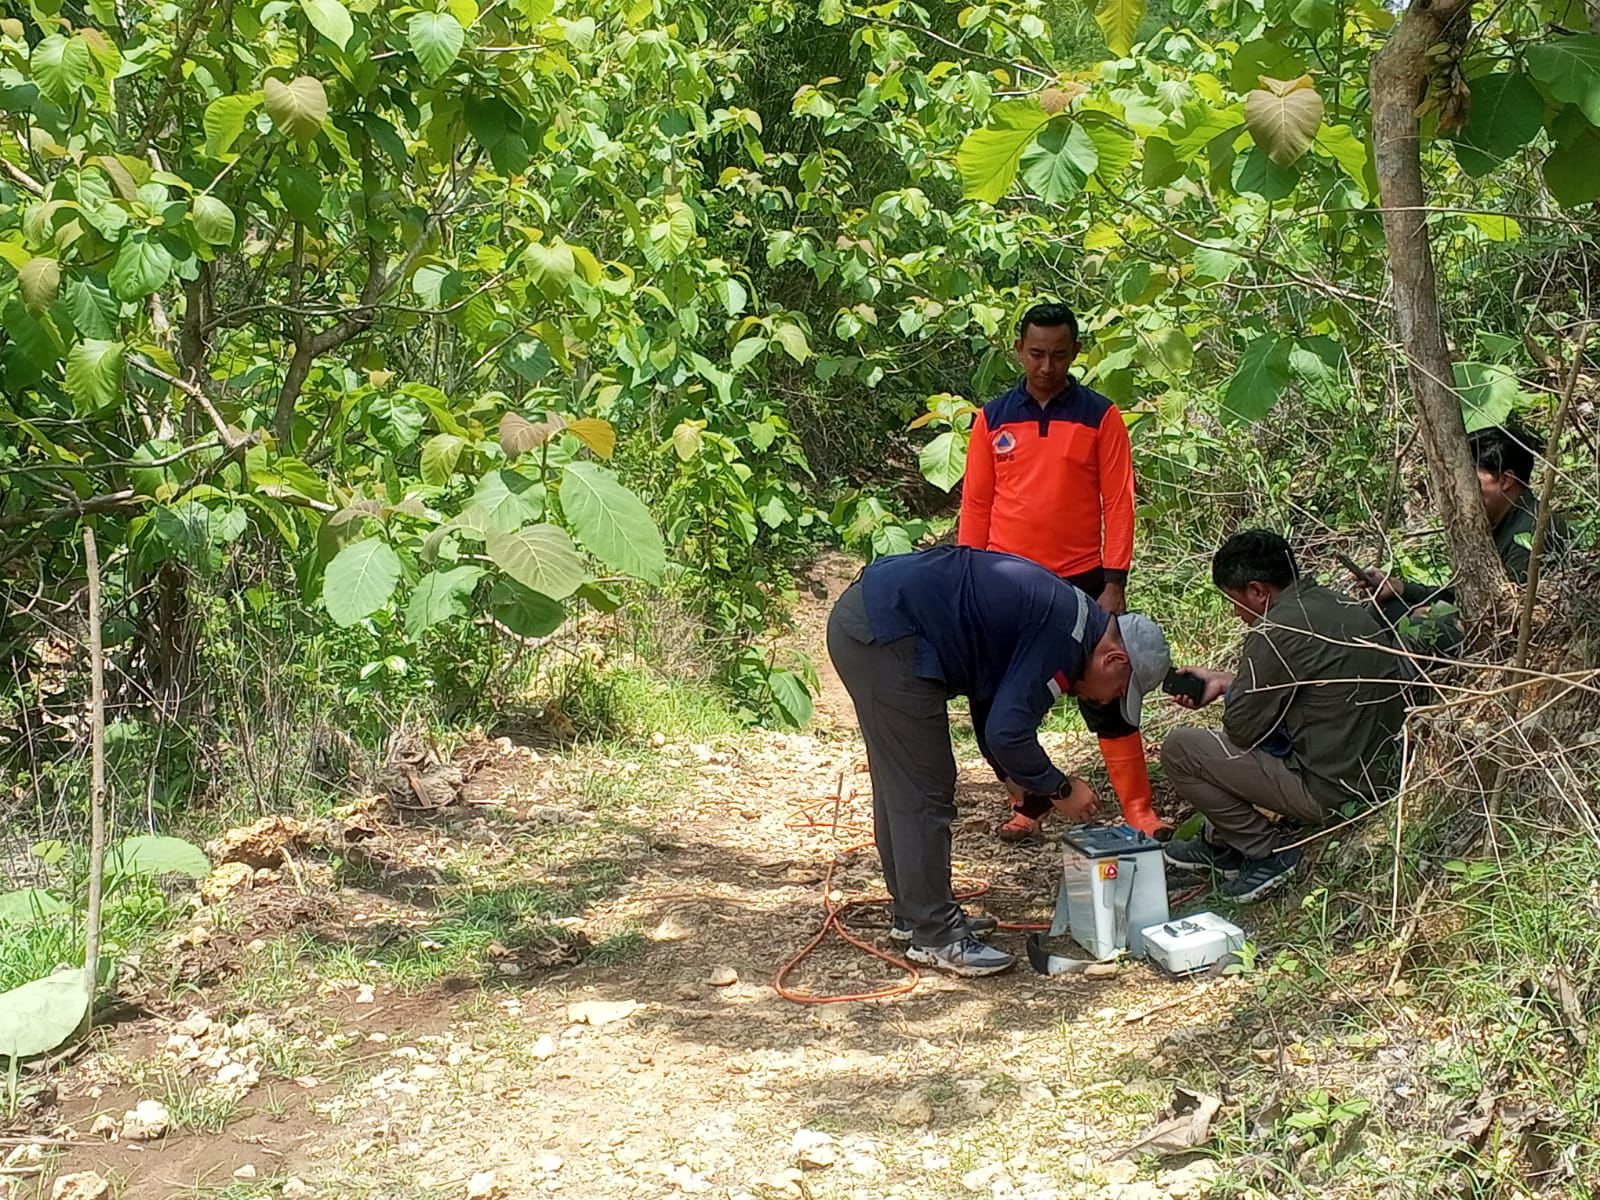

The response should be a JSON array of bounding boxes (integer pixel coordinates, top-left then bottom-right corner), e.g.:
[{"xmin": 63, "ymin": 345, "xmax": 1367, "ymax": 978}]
[{"xmin": 827, "ymin": 547, "xmax": 1171, "ymax": 976}]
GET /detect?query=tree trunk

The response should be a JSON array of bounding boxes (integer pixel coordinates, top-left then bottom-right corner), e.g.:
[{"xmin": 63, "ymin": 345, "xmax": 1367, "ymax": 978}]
[{"xmin": 1369, "ymin": 0, "xmax": 1507, "ymax": 631}]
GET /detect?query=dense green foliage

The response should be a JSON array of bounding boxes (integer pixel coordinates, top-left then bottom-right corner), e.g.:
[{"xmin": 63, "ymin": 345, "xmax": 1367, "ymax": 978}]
[{"xmin": 1, "ymin": 0, "xmax": 1595, "ymax": 781}]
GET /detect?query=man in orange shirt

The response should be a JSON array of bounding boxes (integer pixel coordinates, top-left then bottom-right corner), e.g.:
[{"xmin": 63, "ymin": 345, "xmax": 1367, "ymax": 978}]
[{"xmin": 959, "ymin": 302, "xmax": 1163, "ymax": 838}]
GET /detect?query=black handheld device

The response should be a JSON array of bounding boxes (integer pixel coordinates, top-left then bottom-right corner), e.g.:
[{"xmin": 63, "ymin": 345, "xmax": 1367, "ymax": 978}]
[
  {"xmin": 1161, "ymin": 668, "xmax": 1207, "ymax": 704},
  {"xmin": 1330, "ymin": 550, "xmax": 1370, "ymax": 586}
]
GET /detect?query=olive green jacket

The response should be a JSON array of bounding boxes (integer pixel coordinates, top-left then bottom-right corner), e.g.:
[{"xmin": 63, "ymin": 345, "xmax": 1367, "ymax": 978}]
[{"xmin": 1224, "ymin": 579, "xmax": 1407, "ymax": 809}]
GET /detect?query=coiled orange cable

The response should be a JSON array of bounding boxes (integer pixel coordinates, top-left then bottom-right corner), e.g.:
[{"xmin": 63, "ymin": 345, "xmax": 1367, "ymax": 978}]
[{"xmin": 773, "ymin": 772, "xmax": 1050, "ymax": 1004}]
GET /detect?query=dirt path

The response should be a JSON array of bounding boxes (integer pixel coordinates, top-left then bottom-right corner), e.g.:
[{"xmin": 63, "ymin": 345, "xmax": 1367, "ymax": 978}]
[{"xmin": 26, "ymin": 566, "xmax": 1242, "ymax": 1200}]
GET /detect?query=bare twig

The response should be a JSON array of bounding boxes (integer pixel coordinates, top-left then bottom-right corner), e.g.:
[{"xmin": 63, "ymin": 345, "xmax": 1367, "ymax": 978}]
[
  {"xmin": 1514, "ymin": 321, "xmax": 1589, "ymax": 670},
  {"xmin": 82, "ymin": 529, "xmax": 108, "ymax": 1037}
]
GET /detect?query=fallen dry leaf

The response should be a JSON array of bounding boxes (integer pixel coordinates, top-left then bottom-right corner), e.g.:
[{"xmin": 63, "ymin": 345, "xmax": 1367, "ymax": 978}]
[{"xmin": 1113, "ymin": 1086, "xmax": 1223, "ymax": 1160}]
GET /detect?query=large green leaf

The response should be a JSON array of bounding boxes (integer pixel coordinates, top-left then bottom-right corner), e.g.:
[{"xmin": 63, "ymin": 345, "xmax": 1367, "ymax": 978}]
[
  {"xmin": 300, "ymin": 0, "xmax": 354, "ymax": 49},
  {"xmin": 263, "ymin": 75, "xmax": 328, "ymax": 143},
  {"xmin": 405, "ymin": 565, "xmax": 483, "ymax": 639},
  {"xmin": 322, "ymin": 538, "xmax": 402, "ymax": 625},
  {"xmin": 1244, "ymin": 76, "xmax": 1323, "ymax": 166},
  {"xmin": 485, "ymin": 523, "xmax": 587, "ymax": 600},
  {"xmin": 108, "ymin": 835, "xmax": 211, "ymax": 879},
  {"xmin": 203, "ymin": 93, "xmax": 262, "ymax": 158},
  {"xmin": 1081, "ymin": 115, "xmax": 1136, "ymax": 181},
  {"xmin": 489, "ymin": 579, "xmax": 566, "ymax": 638},
  {"xmin": 956, "ymin": 100, "xmax": 1050, "ymax": 203},
  {"xmin": 0, "ymin": 889, "xmax": 68, "ymax": 927},
  {"xmin": 1543, "ymin": 120, "xmax": 1600, "ymax": 206},
  {"xmin": 0, "ymin": 970, "xmax": 90, "ymax": 1059},
  {"xmin": 31, "ymin": 35, "xmax": 92, "ymax": 109},
  {"xmin": 191, "ymin": 195, "xmax": 236, "ymax": 245},
  {"xmin": 1222, "ymin": 335, "xmax": 1292, "ymax": 425},
  {"xmin": 647, "ymin": 202, "xmax": 696, "ymax": 263},
  {"xmin": 1527, "ymin": 35, "xmax": 1600, "ymax": 125},
  {"xmin": 1454, "ymin": 362, "xmax": 1527, "ymax": 431},
  {"xmin": 1018, "ymin": 118, "xmax": 1099, "ymax": 202},
  {"xmin": 465, "ymin": 469, "xmax": 544, "ymax": 533},
  {"xmin": 1453, "ymin": 73, "xmax": 1544, "ymax": 176},
  {"xmin": 108, "ymin": 238, "xmax": 173, "ymax": 301},
  {"xmin": 919, "ymin": 430, "xmax": 967, "ymax": 492},
  {"xmin": 65, "ymin": 339, "xmax": 126, "ymax": 415},
  {"xmin": 768, "ymin": 669, "xmax": 813, "ymax": 729},
  {"xmin": 1312, "ymin": 125, "xmax": 1372, "ymax": 195},
  {"xmin": 1094, "ymin": 0, "xmax": 1146, "ymax": 57},
  {"xmin": 1229, "ymin": 40, "xmax": 1306, "ymax": 93},
  {"xmin": 559, "ymin": 462, "xmax": 667, "ymax": 583},
  {"xmin": 420, "ymin": 433, "xmax": 465, "ymax": 485},
  {"xmin": 409, "ymin": 12, "xmax": 466, "ymax": 80},
  {"xmin": 1234, "ymin": 146, "xmax": 1299, "ymax": 200},
  {"xmin": 527, "ymin": 240, "xmax": 576, "ymax": 297},
  {"xmin": 18, "ymin": 257, "xmax": 59, "ymax": 315}
]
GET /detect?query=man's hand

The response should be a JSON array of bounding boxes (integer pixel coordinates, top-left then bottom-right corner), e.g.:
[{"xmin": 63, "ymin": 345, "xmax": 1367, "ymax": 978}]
[
  {"xmin": 1057, "ymin": 776, "xmax": 1099, "ymax": 822},
  {"xmin": 1356, "ymin": 568, "xmax": 1402, "ymax": 602},
  {"xmin": 1097, "ymin": 581, "xmax": 1127, "ymax": 615},
  {"xmin": 1003, "ymin": 778, "xmax": 1027, "ymax": 808},
  {"xmin": 1169, "ymin": 666, "xmax": 1233, "ymax": 710}
]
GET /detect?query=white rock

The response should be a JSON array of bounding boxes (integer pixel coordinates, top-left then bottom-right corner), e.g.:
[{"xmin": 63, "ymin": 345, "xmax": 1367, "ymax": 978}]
[
  {"xmin": 465, "ymin": 1171, "xmax": 501, "ymax": 1199},
  {"xmin": 755, "ymin": 1169, "xmax": 804, "ymax": 1198},
  {"xmin": 50, "ymin": 1175, "xmax": 110, "ymax": 1200},
  {"xmin": 961, "ymin": 1163, "xmax": 1010, "ymax": 1193},
  {"xmin": 536, "ymin": 1153, "xmax": 563, "ymax": 1173},
  {"xmin": 566, "ymin": 999, "xmax": 637, "ymax": 1026},
  {"xmin": 282, "ymin": 1179, "xmax": 314, "ymax": 1198},
  {"xmin": 215, "ymin": 1061, "xmax": 260, "ymax": 1089},
  {"xmin": 531, "ymin": 1034, "xmax": 558, "ymax": 1060},
  {"xmin": 88, "ymin": 1114, "xmax": 120, "ymax": 1141},
  {"xmin": 232, "ymin": 1164, "xmax": 257, "ymax": 1180},
  {"xmin": 177, "ymin": 1011, "xmax": 213, "ymax": 1039},
  {"xmin": 121, "ymin": 1099, "xmax": 170, "ymax": 1141},
  {"xmin": 707, "ymin": 966, "xmax": 739, "ymax": 988},
  {"xmin": 1019, "ymin": 1080, "xmax": 1054, "ymax": 1106},
  {"xmin": 355, "ymin": 984, "xmax": 376, "ymax": 1004},
  {"xmin": 791, "ymin": 1128, "xmax": 837, "ymax": 1169}
]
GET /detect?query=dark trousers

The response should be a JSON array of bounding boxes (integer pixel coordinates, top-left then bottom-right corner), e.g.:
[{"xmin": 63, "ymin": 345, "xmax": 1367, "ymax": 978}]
[
  {"xmin": 826, "ymin": 582, "xmax": 966, "ymax": 948},
  {"xmin": 1063, "ymin": 568, "xmax": 1137, "ymax": 738}
]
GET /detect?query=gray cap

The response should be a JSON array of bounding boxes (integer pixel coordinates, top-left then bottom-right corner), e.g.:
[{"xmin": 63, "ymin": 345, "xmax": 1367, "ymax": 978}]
[{"xmin": 1116, "ymin": 612, "xmax": 1172, "ymax": 728}]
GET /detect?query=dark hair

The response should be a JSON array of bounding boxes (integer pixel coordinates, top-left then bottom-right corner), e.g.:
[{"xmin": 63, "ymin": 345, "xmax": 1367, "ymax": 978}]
[
  {"xmin": 1212, "ymin": 529, "xmax": 1299, "ymax": 592},
  {"xmin": 1018, "ymin": 302, "xmax": 1079, "ymax": 343},
  {"xmin": 1469, "ymin": 424, "xmax": 1535, "ymax": 487}
]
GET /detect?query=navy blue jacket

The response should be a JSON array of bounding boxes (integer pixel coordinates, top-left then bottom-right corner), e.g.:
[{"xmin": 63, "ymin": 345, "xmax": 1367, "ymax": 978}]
[{"xmin": 860, "ymin": 546, "xmax": 1107, "ymax": 794}]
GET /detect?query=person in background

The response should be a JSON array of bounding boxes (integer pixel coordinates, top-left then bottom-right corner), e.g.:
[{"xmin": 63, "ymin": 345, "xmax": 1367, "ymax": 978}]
[
  {"xmin": 1357, "ymin": 425, "xmax": 1567, "ymax": 644},
  {"xmin": 827, "ymin": 546, "xmax": 1171, "ymax": 976},
  {"xmin": 1161, "ymin": 530, "xmax": 1406, "ymax": 902},
  {"xmin": 958, "ymin": 302, "xmax": 1162, "ymax": 838}
]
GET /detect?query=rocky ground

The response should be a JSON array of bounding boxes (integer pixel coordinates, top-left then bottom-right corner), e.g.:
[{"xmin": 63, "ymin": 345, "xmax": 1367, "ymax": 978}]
[{"xmin": 4, "ymin": 560, "xmax": 1281, "ymax": 1200}]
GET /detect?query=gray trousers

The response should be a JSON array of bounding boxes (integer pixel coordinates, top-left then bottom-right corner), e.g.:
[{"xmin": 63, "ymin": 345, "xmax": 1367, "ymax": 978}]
[
  {"xmin": 1160, "ymin": 727, "xmax": 1325, "ymax": 859},
  {"xmin": 826, "ymin": 582, "xmax": 965, "ymax": 948}
]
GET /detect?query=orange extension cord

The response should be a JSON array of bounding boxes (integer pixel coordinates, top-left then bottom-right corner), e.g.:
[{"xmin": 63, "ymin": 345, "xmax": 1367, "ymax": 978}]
[
  {"xmin": 773, "ymin": 771, "xmax": 1050, "ymax": 1005},
  {"xmin": 772, "ymin": 769, "xmax": 1209, "ymax": 1005}
]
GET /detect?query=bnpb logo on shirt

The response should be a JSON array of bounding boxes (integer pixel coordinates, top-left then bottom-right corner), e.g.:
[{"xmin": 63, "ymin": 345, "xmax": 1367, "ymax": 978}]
[{"xmin": 992, "ymin": 429, "xmax": 1017, "ymax": 457}]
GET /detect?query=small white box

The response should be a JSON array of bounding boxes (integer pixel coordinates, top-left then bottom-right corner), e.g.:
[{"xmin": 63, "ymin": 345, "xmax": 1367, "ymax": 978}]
[{"xmin": 1140, "ymin": 912, "xmax": 1246, "ymax": 975}]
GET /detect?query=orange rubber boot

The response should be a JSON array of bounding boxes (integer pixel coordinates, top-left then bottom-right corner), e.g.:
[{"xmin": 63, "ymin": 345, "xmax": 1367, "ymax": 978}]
[{"xmin": 1099, "ymin": 732, "xmax": 1169, "ymax": 838}]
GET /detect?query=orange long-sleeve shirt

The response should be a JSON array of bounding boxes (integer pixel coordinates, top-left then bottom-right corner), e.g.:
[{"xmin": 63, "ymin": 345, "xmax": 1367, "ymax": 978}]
[{"xmin": 957, "ymin": 378, "xmax": 1135, "ymax": 582}]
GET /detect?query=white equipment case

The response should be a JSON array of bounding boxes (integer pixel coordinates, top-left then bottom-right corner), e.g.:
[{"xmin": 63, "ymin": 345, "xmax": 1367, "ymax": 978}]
[
  {"xmin": 1051, "ymin": 824, "xmax": 1169, "ymax": 960},
  {"xmin": 1140, "ymin": 912, "xmax": 1246, "ymax": 975}
]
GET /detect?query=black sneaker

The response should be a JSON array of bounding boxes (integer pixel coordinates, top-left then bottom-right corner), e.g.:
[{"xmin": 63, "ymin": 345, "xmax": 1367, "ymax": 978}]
[
  {"xmin": 1224, "ymin": 847, "xmax": 1303, "ymax": 902},
  {"xmin": 1163, "ymin": 836, "xmax": 1244, "ymax": 877},
  {"xmin": 890, "ymin": 913, "xmax": 998, "ymax": 943}
]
